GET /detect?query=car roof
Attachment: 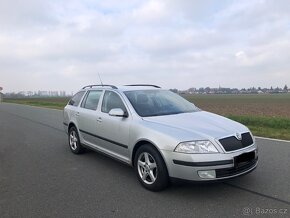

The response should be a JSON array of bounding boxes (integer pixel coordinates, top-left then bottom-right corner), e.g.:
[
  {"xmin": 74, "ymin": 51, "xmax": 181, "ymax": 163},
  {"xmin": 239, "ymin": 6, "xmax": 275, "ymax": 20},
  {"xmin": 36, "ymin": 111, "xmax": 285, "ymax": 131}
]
[
  {"xmin": 81, "ymin": 85, "xmax": 162, "ymax": 92},
  {"xmin": 117, "ymin": 86, "xmax": 161, "ymax": 92}
]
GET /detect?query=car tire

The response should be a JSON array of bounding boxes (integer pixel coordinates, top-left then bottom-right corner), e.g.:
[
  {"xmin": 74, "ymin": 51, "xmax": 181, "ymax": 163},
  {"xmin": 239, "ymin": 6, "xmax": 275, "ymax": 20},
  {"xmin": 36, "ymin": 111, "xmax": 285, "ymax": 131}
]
[
  {"xmin": 134, "ymin": 144, "xmax": 169, "ymax": 191},
  {"xmin": 68, "ymin": 126, "xmax": 85, "ymax": 154}
]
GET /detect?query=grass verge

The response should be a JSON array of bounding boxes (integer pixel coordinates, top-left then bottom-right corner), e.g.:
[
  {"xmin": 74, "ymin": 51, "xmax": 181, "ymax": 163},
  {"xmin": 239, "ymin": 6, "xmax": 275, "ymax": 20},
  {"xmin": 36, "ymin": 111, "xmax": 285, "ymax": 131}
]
[
  {"xmin": 3, "ymin": 98, "xmax": 290, "ymax": 140},
  {"xmin": 227, "ymin": 115, "xmax": 290, "ymax": 140},
  {"xmin": 3, "ymin": 98, "xmax": 68, "ymax": 110}
]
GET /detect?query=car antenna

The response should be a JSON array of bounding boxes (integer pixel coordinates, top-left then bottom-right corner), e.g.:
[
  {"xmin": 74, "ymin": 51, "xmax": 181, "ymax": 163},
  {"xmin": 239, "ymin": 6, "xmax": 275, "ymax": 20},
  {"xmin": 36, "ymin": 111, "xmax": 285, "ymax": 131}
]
[{"xmin": 98, "ymin": 73, "xmax": 104, "ymax": 86}]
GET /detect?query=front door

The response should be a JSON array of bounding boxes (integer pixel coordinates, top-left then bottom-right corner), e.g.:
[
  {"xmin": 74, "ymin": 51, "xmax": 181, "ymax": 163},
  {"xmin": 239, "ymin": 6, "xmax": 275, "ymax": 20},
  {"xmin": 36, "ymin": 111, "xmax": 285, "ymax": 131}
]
[{"xmin": 96, "ymin": 90, "xmax": 131, "ymax": 161}]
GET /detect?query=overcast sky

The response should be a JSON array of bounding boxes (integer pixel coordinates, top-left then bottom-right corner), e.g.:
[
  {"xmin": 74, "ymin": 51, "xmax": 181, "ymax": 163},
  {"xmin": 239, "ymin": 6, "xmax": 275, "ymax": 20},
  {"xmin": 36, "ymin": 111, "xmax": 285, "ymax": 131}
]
[{"xmin": 0, "ymin": 0, "xmax": 290, "ymax": 92}]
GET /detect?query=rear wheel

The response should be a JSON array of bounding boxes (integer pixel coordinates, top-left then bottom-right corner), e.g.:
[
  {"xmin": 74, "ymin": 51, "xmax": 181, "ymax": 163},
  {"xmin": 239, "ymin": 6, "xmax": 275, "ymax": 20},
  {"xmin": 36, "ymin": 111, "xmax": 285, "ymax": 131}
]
[
  {"xmin": 68, "ymin": 126, "xmax": 85, "ymax": 154},
  {"xmin": 134, "ymin": 144, "xmax": 169, "ymax": 191}
]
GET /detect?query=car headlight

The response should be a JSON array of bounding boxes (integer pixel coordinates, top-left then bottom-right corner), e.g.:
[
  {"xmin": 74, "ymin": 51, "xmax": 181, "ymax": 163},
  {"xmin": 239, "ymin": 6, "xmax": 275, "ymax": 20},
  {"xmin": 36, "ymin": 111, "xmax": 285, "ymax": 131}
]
[{"xmin": 174, "ymin": 140, "xmax": 219, "ymax": 153}]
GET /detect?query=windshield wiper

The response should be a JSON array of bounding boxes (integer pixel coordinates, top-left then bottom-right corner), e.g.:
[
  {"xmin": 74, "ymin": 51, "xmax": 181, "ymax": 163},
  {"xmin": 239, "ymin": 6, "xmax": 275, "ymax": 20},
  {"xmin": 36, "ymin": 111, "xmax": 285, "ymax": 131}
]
[{"xmin": 147, "ymin": 111, "xmax": 183, "ymax": 117}]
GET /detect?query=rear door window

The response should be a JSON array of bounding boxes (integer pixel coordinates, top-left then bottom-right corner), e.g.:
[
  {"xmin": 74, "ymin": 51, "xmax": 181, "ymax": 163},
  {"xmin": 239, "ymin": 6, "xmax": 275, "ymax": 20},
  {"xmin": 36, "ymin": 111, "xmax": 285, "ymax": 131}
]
[{"xmin": 81, "ymin": 90, "xmax": 103, "ymax": 110}]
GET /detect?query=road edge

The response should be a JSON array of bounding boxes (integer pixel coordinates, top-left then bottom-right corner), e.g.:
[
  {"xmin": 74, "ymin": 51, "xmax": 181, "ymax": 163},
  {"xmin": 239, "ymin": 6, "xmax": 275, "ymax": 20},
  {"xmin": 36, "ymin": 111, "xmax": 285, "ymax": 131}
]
[
  {"xmin": 255, "ymin": 136, "xmax": 290, "ymax": 143},
  {"xmin": 2, "ymin": 102, "xmax": 290, "ymax": 143},
  {"xmin": 1, "ymin": 102, "xmax": 63, "ymax": 111}
]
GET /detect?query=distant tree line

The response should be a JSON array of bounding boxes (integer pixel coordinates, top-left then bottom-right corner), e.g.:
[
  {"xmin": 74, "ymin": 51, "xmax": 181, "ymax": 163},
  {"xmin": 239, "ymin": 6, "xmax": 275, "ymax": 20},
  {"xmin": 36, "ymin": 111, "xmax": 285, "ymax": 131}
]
[
  {"xmin": 4, "ymin": 90, "xmax": 68, "ymax": 98},
  {"xmin": 3, "ymin": 85, "xmax": 289, "ymax": 98},
  {"xmin": 170, "ymin": 85, "xmax": 289, "ymax": 94}
]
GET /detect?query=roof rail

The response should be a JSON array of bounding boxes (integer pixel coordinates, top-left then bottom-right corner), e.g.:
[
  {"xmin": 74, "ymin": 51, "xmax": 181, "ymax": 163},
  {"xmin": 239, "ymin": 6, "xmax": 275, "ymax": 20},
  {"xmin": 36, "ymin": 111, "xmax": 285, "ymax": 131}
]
[
  {"xmin": 125, "ymin": 84, "xmax": 161, "ymax": 88},
  {"xmin": 82, "ymin": 84, "xmax": 118, "ymax": 89}
]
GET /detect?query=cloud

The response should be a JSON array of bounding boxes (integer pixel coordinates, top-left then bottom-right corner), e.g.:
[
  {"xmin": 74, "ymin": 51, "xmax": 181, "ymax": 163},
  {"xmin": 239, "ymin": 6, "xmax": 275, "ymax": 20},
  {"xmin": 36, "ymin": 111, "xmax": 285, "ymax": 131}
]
[
  {"xmin": 235, "ymin": 51, "xmax": 245, "ymax": 58},
  {"xmin": 0, "ymin": 0, "xmax": 290, "ymax": 92}
]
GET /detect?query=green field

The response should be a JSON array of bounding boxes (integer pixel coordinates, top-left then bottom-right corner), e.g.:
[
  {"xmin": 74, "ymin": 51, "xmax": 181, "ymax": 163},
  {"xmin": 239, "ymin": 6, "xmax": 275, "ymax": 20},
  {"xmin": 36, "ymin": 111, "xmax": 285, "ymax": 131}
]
[
  {"xmin": 3, "ymin": 94, "xmax": 290, "ymax": 140},
  {"xmin": 182, "ymin": 93, "xmax": 290, "ymax": 118},
  {"xmin": 182, "ymin": 94, "xmax": 290, "ymax": 140},
  {"xmin": 3, "ymin": 97, "xmax": 70, "ymax": 110}
]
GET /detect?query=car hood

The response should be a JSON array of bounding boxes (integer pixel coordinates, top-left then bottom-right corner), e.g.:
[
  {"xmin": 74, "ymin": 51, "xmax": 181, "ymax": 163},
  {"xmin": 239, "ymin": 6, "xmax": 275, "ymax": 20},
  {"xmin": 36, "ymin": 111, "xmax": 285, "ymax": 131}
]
[{"xmin": 142, "ymin": 111, "xmax": 249, "ymax": 140}]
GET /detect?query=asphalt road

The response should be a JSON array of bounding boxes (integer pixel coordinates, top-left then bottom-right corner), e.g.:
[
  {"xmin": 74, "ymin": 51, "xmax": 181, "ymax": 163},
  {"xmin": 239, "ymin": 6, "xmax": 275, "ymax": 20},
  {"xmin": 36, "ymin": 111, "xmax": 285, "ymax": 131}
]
[{"xmin": 0, "ymin": 103, "xmax": 289, "ymax": 218}]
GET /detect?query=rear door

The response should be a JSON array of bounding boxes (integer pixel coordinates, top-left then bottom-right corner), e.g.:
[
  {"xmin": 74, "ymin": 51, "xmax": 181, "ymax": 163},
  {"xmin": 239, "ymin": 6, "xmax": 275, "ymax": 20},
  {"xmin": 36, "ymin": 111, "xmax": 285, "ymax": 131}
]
[{"xmin": 76, "ymin": 90, "xmax": 103, "ymax": 146}]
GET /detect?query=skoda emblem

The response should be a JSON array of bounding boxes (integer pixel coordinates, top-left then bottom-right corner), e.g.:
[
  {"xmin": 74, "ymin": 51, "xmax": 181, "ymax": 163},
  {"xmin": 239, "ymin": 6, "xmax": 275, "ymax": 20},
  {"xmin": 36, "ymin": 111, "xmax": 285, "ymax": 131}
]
[{"xmin": 236, "ymin": 133, "xmax": 242, "ymax": 140}]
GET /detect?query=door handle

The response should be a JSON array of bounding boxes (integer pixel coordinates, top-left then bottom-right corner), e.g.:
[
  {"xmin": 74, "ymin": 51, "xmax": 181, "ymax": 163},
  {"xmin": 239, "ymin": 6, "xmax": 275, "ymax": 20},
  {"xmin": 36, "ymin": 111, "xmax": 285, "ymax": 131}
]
[
  {"xmin": 97, "ymin": 117, "xmax": 102, "ymax": 123},
  {"xmin": 75, "ymin": 112, "xmax": 80, "ymax": 117}
]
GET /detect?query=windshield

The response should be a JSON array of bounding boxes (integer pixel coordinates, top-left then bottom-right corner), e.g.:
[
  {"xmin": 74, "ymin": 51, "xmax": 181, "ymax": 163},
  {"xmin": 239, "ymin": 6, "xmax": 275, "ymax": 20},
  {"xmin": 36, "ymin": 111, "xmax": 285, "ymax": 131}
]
[{"xmin": 124, "ymin": 90, "xmax": 199, "ymax": 117}]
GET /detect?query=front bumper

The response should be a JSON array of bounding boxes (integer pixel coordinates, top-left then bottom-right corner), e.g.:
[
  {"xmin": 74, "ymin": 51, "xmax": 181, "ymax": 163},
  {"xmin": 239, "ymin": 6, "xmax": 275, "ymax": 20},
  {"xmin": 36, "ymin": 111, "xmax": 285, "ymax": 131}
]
[{"xmin": 161, "ymin": 144, "xmax": 258, "ymax": 181}]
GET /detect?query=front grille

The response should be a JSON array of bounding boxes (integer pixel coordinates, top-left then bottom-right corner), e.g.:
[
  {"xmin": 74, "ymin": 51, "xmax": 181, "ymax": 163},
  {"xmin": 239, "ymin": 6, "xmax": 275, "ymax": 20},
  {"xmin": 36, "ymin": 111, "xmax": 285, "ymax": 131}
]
[
  {"xmin": 219, "ymin": 132, "xmax": 253, "ymax": 152},
  {"xmin": 216, "ymin": 157, "xmax": 257, "ymax": 178}
]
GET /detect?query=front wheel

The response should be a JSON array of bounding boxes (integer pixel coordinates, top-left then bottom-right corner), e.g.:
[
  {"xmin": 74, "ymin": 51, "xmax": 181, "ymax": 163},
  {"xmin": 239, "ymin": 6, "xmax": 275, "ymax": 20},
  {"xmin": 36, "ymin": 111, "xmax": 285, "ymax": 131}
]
[
  {"xmin": 134, "ymin": 145, "xmax": 169, "ymax": 191},
  {"xmin": 68, "ymin": 126, "xmax": 85, "ymax": 154}
]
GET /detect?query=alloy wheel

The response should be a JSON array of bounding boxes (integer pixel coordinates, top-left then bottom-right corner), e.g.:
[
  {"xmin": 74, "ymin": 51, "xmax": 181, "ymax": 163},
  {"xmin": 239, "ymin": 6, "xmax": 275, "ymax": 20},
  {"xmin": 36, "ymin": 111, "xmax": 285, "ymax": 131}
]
[
  {"xmin": 137, "ymin": 152, "xmax": 158, "ymax": 185},
  {"xmin": 69, "ymin": 130, "xmax": 78, "ymax": 150}
]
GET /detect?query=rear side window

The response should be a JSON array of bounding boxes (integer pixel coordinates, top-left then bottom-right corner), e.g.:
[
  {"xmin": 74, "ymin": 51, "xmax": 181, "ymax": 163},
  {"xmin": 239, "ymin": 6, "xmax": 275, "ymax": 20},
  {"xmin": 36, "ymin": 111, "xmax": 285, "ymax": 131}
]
[
  {"xmin": 68, "ymin": 91, "xmax": 85, "ymax": 106},
  {"xmin": 81, "ymin": 90, "xmax": 103, "ymax": 110},
  {"xmin": 101, "ymin": 91, "xmax": 127, "ymax": 113}
]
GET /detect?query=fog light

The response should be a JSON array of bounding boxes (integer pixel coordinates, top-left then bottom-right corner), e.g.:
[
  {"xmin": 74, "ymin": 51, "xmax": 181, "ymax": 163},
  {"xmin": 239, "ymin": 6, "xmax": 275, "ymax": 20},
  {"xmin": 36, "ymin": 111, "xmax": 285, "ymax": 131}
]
[{"xmin": 198, "ymin": 170, "xmax": 216, "ymax": 179}]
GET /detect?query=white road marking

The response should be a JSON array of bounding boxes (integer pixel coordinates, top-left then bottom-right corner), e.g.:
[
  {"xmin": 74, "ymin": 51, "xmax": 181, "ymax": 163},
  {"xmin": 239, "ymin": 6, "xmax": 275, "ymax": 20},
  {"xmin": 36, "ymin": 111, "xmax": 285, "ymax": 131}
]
[{"xmin": 255, "ymin": 136, "xmax": 290, "ymax": 143}]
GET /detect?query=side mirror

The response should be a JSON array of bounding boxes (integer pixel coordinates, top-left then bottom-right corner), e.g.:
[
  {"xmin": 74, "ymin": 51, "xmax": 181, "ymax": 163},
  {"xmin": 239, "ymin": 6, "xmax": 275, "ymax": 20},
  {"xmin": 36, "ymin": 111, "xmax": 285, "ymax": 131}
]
[{"xmin": 108, "ymin": 108, "xmax": 128, "ymax": 117}]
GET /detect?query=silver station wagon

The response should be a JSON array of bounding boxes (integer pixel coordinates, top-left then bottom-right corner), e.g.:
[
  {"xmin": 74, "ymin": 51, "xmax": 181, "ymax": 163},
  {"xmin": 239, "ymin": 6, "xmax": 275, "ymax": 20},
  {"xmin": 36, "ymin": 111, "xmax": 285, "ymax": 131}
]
[{"xmin": 63, "ymin": 84, "xmax": 258, "ymax": 191}]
